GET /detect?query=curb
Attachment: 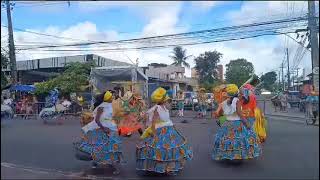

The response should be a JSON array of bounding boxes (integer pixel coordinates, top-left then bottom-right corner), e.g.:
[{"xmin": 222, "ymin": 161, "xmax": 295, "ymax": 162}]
[{"xmin": 265, "ymin": 114, "xmax": 304, "ymax": 119}]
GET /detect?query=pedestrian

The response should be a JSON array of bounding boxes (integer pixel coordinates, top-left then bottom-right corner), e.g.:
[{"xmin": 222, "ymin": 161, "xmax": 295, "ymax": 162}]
[
  {"xmin": 212, "ymin": 84, "xmax": 261, "ymax": 162},
  {"xmin": 198, "ymin": 88, "xmax": 207, "ymax": 118},
  {"xmin": 279, "ymin": 91, "xmax": 288, "ymax": 112},
  {"xmin": 136, "ymin": 87, "xmax": 193, "ymax": 176},
  {"xmin": 177, "ymin": 90, "xmax": 185, "ymax": 117},
  {"xmin": 75, "ymin": 91, "xmax": 123, "ymax": 175},
  {"xmin": 3, "ymin": 96, "xmax": 13, "ymax": 107}
]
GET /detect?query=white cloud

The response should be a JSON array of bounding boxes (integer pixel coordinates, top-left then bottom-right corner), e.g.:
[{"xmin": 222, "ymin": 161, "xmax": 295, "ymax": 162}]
[
  {"xmin": 190, "ymin": 1, "xmax": 226, "ymax": 11},
  {"xmin": 3, "ymin": 1, "xmax": 315, "ymax": 79},
  {"xmin": 228, "ymin": 1, "xmax": 308, "ymax": 25}
]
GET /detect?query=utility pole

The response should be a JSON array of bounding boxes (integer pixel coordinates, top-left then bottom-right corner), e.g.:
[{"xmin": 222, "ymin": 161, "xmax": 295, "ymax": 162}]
[
  {"xmin": 278, "ymin": 70, "xmax": 281, "ymax": 91},
  {"xmin": 286, "ymin": 48, "xmax": 290, "ymax": 91},
  {"xmin": 5, "ymin": 0, "xmax": 17, "ymax": 84},
  {"xmin": 296, "ymin": 68, "xmax": 300, "ymax": 91},
  {"xmin": 281, "ymin": 62, "xmax": 285, "ymax": 90},
  {"xmin": 308, "ymin": 1, "xmax": 319, "ymax": 92}
]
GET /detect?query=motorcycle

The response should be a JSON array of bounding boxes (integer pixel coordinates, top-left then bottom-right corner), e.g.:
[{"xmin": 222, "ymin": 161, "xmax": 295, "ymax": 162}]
[{"xmin": 39, "ymin": 103, "xmax": 70, "ymax": 124}]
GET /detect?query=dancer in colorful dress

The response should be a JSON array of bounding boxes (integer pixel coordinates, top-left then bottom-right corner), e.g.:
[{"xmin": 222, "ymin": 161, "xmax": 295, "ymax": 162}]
[
  {"xmin": 118, "ymin": 91, "xmax": 145, "ymax": 136},
  {"xmin": 136, "ymin": 87, "xmax": 193, "ymax": 175},
  {"xmin": 239, "ymin": 84, "xmax": 257, "ymax": 128},
  {"xmin": 75, "ymin": 91, "xmax": 123, "ymax": 175},
  {"xmin": 177, "ymin": 90, "xmax": 185, "ymax": 117},
  {"xmin": 212, "ymin": 84, "xmax": 261, "ymax": 161},
  {"xmin": 239, "ymin": 83, "xmax": 267, "ymax": 143}
]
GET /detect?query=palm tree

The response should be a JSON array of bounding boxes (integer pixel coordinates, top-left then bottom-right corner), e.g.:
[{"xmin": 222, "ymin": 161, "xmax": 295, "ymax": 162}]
[{"xmin": 170, "ymin": 46, "xmax": 192, "ymax": 68}]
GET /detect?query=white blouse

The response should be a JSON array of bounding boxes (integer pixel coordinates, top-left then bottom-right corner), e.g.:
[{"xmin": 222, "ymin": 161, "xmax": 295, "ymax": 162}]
[
  {"xmin": 82, "ymin": 102, "xmax": 117, "ymax": 133},
  {"xmin": 146, "ymin": 105, "xmax": 173, "ymax": 129},
  {"xmin": 221, "ymin": 97, "xmax": 240, "ymax": 121}
]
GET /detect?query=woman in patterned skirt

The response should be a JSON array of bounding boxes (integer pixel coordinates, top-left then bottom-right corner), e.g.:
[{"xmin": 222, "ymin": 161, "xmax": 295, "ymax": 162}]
[
  {"xmin": 75, "ymin": 91, "xmax": 123, "ymax": 175},
  {"xmin": 212, "ymin": 84, "xmax": 261, "ymax": 161},
  {"xmin": 136, "ymin": 87, "xmax": 193, "ymax": 175}
]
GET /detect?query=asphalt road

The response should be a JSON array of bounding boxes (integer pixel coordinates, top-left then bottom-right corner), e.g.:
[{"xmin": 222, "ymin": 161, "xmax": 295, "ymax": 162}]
[{"xmin": 1, "ymin": 112, "xmax": 319, "ymax": 179}]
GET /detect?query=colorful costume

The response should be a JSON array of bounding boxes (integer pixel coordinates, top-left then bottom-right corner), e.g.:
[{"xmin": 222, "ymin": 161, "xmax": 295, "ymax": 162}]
[
  {"xmin": 136, "ymin": 88, "xmax": 193, "ymax": 174},
  {"xmin": 75, "ymin": 91, "xmax": 123, "ymax": 165},
  {"xmin": 212, "ymin": 84, "xmax": 261, "ymax": 161},
  {"xmin": 117, "ymin": 91, "xmax": 145, "ymax": 136},
  {"xmin": 240, "ymin": 84, "xmax": 267, "ymax": 143},
  {"xmin": 239, "ymin": 85, "xmax": 257, "ymax": 127}
]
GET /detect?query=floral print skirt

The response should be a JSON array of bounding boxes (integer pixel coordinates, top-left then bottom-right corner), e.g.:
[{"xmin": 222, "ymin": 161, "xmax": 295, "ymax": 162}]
[
  {"xmin": 76, "ymin": 129, "xmax": 123, "ymax": 165},
  {"xmin": 212, "ymin": 120, "xmax": 261, "ymax": 161},
  {"xmin": 136, "ymin": 126, "xmax": 193, "ymax": 174}
]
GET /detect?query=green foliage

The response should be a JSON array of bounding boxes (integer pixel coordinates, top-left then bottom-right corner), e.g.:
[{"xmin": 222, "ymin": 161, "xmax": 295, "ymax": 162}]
[
  {"xmin": 261, "ymin": 71, "xmax": 277, "ymax": 91},
  {"xmin": 200, "ymin": 81, "xmax": 223, "ymax": 92},
  {"xmin": 34, "ymin": 62, "xmax": 95, "ymax": 96},
  {"xmin": 225, "ymin": 58, "xmax": 254, "ymax": 87},
  {"xmin": 194, "ymin": 50, "xmax": 222, "ymax": 86},
  {"xmin": 170, "ymin": 46, "xmax": 192, "ymax": 68},
  {"xmin": 1, "ymin": 53, "xmax": 8, "ymax": 90}
]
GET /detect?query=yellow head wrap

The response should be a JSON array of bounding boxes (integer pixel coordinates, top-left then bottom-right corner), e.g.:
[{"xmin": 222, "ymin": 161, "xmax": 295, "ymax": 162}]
[
  {"xmin": 77, "ymin": 96, "xmax": 84, "ymax": 102},
  {"xmin": 226, "ymin": 84, "xmax": 239, "ymax": 97},
  {"xmin": 103, "ymin": 91, "xmax": 113, "ymax": 102},
  {"xmin": 151, "ymin": 87, "xmax": 170, "ymax": 103},
  {"xmin": 200, "ymin": 88, "xmax": 206, "ymax": 92}
]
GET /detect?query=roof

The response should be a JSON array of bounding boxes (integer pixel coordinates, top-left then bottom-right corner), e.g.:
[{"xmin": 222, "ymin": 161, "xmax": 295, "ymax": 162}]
[{"xmin": 2, "ymin": 54, "xmax": 130, "ymax": 71}]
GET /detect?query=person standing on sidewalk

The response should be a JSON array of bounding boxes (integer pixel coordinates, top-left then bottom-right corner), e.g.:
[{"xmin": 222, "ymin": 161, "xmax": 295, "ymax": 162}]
[
  {"xmin": 198, "ymin": 88, "xmax": 207, "ymax": 118},
  {"xmin": 177, "ymin": 90, "xmax": 185, "ymax": 117},
  {"xmin": 279, "ymin": 91, "xmax": 288, "ymax": 112}
]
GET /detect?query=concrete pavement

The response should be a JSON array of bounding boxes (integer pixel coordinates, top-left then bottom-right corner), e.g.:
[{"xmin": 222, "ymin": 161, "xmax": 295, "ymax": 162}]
[{"xmin": 1, "ymin": 113, "xmax": 319, "ymax": 179}]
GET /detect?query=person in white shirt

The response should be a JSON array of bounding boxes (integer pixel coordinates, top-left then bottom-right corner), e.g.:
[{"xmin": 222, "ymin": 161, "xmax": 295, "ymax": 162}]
[
  {"xmin": 3, "ymin": 96, "xmax": 13, "ymax": 106},
  {"xmin": 136, "ymin": 87, "xmax": 193, "ymax": 176},
  {"xmin": 212, "ymin": 84, "xmax": 261, "ymax": 162},
  {"xmin": 75, "ymin": 91, "xmax": 123, "ymax": 175}
]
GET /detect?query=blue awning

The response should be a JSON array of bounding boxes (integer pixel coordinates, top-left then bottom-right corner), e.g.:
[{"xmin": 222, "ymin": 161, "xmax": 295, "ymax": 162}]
[{"xmin": 10, "ymin": 85, "xmax": 36, "ymax": 92}]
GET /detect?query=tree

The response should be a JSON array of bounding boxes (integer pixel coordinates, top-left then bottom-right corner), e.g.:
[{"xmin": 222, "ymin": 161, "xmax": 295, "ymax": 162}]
[
  {"xmin": 34, "ymin": 62, "xmax": 95, "ymax": 96},
  {"xmin": 1, "ymin": 52, "xmax": 9, "ymax": 90},
  {"xmin": 225, "ymin": 58, "xmax": 254, "ymax": 87},
  {"xmin": 194, "ymin": 50, "xmax": 222, "ymax": 90},
  {"xmin": 170, "ymin": 46, "xmax": 192, "ymax": 68},
  {"xmin": 261, "ymin": 71, "xmax": 277, "ymax": 91}
]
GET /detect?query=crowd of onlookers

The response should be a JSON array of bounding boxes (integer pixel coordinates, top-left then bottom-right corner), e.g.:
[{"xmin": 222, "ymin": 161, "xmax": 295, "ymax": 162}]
[{"xmin": 1, "ymin": 93, "xmax": 83, "ymax": 119}]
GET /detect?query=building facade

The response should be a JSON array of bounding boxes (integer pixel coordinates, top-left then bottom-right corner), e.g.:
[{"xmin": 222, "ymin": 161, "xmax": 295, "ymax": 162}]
[{"xmin": 2, "ymin": 54, "xmax": 130, "ymax": 84}]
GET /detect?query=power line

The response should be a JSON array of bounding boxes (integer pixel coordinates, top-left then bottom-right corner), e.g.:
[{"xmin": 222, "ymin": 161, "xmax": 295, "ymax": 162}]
[
  {"xmin": 1, "ymin": 24, "xmax": 96, "ymax": 42},
  {"xmin": 13, "ymin": 2, "xmax": 68, "ymax": 8},
  {"xmin": 14, "ymin": 16, "xmax": 311, "ymax": 51},
  {"xmin": 21, "ymin": 31, "xmax": 297, "ymax": 52}
]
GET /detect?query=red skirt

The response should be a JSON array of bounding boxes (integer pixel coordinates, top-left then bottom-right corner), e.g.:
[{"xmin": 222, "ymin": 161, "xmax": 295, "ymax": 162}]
[{"xmin": 118, "ymin": 114, "xmax": 143, "ymax": 135}]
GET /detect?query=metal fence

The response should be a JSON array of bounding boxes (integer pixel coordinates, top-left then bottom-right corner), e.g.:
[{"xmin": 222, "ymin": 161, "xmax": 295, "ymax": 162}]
[{"xmin": 12, "ymin": 102, "xmax": 91, "ymax": 116}]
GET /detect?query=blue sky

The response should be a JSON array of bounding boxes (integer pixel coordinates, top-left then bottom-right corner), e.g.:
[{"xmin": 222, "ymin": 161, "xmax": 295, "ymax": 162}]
[{"xmin": 1, "ymin": 1, "xmax": 317, "ymax": 77}]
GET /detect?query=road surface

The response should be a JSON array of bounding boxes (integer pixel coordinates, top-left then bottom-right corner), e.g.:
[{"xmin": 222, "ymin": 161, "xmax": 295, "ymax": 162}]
[{"xmin": 1, "ymin": 112, "xmax": 319, "ymax": 179}]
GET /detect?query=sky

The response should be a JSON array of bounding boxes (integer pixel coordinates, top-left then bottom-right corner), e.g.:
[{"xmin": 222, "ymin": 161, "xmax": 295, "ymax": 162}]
[{"xmin": 1, "ymin": 1, "xmax": 319, "ymax": 78}]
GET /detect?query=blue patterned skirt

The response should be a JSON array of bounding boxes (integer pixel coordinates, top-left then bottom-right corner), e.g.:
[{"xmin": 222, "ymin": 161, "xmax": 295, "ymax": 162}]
[
  {"xmin": 136, "ymin": 126, "xmax": 193, "ymax": 174},
  {"xmin": 76, "ymin": 129, "xmax": 123, "ymax": 165},
  {"xmin": 212, "ymin": 120, "xmax": 261, "ymax": 161},
  {"xmin": 247, "ymin": 117, "xmax": 255, "ymax": 128}
]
